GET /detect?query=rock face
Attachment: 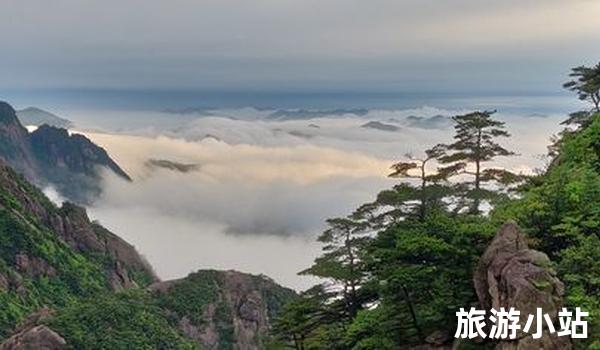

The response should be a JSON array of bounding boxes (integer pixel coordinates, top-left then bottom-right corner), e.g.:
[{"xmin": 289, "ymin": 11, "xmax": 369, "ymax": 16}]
[
  {"xmin": 0, "ymin": 325, "xmax": 66, "ymax": 350},
  {"xmin": 474, "ymin": 222, "xmax": 571, "ymax": 349},
  {"xmin": 0, "ymin": 101, "xmax": 130, "ymax": 204},
  {"xmin": 0, "ymin": 309, "xmax": 66, "ymax": 350},
  {"xmin": 149, "ymin": 270, "xmax": 297, "ymax": 350},
  {"xmin": 0, "ymin": 158, "xmax": 156, "ymax": 292}
]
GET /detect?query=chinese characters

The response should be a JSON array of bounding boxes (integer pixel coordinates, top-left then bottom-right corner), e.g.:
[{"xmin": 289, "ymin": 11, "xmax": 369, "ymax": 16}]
[{"xmin": 455, "ymin": 307, "xmax": 588, "ymax": 339}]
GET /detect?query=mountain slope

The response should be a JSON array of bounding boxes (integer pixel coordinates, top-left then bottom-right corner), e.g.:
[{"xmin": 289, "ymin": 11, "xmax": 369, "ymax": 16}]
[
  {"xmin": 0, "ymin": 101, "xmax": 130, "ymax": 204},
  {"xmin": 24, "ymin": 270, "xmax": 296, "ymax": 350},
  {"xmin": 0, "ymin": 158, "xmax": 156, "ymax": 336},
  {"xmin": 493, "ymin": 113, "xmax": 600, "ymax": 347},
  {"xmin": 150, "ymin": 270, "xmax": 297, "ymax": 350},
  {"xmin": 0, "ymin": 158, "xmax": 296, "ymax": 348},
  {"xmin": 0, "ymin": 269, "xmax": 296, "ymax": 349}
]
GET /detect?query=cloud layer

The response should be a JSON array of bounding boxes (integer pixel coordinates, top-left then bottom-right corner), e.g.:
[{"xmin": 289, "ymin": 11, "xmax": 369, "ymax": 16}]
[{"xmin": 73, "ymin": 106, "xmax": 567, "ymax": 289}]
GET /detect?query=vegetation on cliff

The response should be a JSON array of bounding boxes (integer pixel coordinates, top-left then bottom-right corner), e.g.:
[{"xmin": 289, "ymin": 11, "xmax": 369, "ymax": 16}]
[
  {"xmin": 0, "ymin": 158, "xmax": 296, "ymax": 349},
  {"xmin": 0, "ymin": 159, "xmax": 155, "ymax": 338},
  {"xmin": 273, "ymin": 63, "xmax": 600, "ymax": 349}
]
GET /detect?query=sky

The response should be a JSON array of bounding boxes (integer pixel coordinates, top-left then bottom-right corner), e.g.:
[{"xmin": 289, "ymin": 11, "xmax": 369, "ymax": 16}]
[{"xmin": 2, "ymin": 0, "xmax": 600, "ymax": 99}]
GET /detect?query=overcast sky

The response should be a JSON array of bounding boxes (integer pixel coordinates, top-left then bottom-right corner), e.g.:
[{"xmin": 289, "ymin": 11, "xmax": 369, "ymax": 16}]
[{"xmin": 2, "ymin": 0, "xmax": 600, "ymax": 94}]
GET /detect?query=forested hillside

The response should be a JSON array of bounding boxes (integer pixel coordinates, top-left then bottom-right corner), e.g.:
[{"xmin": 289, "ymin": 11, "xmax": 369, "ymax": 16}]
[
  {"xmin": 0, "ymin": 150, "xmax": 295, "ymax": 349},
  {"xmin": 272, "ymin": 63, "xmax": 600, "ymax": 349},
  {"xmin": 0, "ymin": 158, "xmax": 155, "ymax": 337}
]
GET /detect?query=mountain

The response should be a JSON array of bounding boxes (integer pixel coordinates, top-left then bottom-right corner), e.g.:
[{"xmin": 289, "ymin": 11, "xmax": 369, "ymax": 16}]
[
  {"xmin": 268, "ymin": 108, "xmax": 369, "ymax": 121},
  {"xmin": 149, "ymin": 270, "xmax": 296, "ymax": 350},
  {"xmin": 0, "ymin": 270, "xmax": 296, "ymax": 350},
  {"xmin": 15, "ymin": 107, "xmax": 72, "ymax": 129},
  {"xmin": 360, "ymin": 120, "xmax": 400, "ymax": 132},
  {"xmin": 0, "ymin": 158, "xmax": 156, "ymax": 336},
  {"xmin": 0, "ymin": 158, "xmax": 296, "ymax": 348},
  {"xmin": 405, "ymin": 115, "xmax": 452, "ymax": 129},
  {"xmin": 0, "ymin": 101, "xmax": 130, "ymax": 204}
]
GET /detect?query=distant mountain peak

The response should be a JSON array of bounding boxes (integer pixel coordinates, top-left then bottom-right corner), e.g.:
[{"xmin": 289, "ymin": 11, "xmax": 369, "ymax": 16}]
[
  {"xmin": 0, "ymin": 101, "xmax": 129, "ymax": 204},
  {"xmin": 16, "ymin": 106, "xmax": 72, "ymax": 128},
  {"xmin": 360, "ymin": 120, "xmax": 400, "ymax": 132}
]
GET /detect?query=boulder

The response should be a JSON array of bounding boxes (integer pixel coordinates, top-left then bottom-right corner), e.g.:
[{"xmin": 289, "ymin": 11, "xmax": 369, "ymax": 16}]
[
  {"xmin": 0, "ymin": 326, "xmax": 66, "ymax": 350},
  {"xmin": 474, "ymin": 221, "xmax": 570, "ymax": 349}
]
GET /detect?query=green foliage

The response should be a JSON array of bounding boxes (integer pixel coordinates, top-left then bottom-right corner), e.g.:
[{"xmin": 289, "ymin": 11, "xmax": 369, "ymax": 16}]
[
  {"xmin": 0, "ymin": 163, "xmax": 156, "ymax": 338},
  {"xmin": 359, "ymin": 212, "xmax": 494, "ymax": 346},
  {"xmin": 47, "ymin": 290, "xmax": 197, "ymax": 350},
  {"xmin": 276, "ymin": 105, "xmax": 600, "ymax": 349},
  {"xmin": 439, "ymin": 110, "xmax": 520, "ymax": 213},
  {"xmin": 0, "ymin": 204, "xmax": 107, "ymax": 337},
  {"xmin": 272, "ymin": 286, "xmax": 334, "ymax": 349},
  {"xmin": 493, "ymin": 113, "xmax": 600, "ymax": 348},
  {"xmin": 380, "ymin": 145, "xmax": 455, "ymax": 222},
  {"xmin": 155, "ymin": 271, "xmax": 220, "ymax": 327},
  {"xmin": 300, "ymin": 216, "xmax": 372, "ymax": 323}
]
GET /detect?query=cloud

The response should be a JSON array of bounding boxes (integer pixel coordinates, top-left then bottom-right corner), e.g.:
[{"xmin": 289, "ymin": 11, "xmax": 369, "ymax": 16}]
[
  {"xmin": 79, "ymin": 107, "xmax": 564, "ymax": 289},
  {"xmin": 85, "ymin": 131, "xmax": 393, "ymax": 289},
  {"xmin": 43, "ymin": 186, "xmax": 66, "ymax": 206},
  {"xmin": 90, "ymin": 202, "xmax": 323, "ymax": 290}
]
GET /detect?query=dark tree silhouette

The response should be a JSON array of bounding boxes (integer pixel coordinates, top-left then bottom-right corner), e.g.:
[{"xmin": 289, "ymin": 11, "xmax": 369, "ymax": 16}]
[{"xmin": 563, "ymin": 63, "xmax": 600, "ymax": 113}]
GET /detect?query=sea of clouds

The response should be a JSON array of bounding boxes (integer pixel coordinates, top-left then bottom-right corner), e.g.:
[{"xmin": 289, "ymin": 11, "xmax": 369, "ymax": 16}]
[{"xmin": 67, "ymin": 106, "xmax": 566, "ymax": 290}]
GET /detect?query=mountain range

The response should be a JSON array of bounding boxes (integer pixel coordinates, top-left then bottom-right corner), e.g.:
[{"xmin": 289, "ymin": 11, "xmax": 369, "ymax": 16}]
[
  {"xmin": 0, "ymin": 101, "xmax": 129, "ymax": 204},
  {"xmin": 0, "ymin": 100, "xmax": 296, "ymax": 349}
]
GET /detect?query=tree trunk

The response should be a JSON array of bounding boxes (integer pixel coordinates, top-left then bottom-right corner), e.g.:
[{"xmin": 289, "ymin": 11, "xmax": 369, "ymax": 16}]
[
  {"xmin": 419, "ymin": 161, "xmax": 427, "ymax": 221},
  {"xmin": 345, "ymin": 230, "xmax": 358, "ymax": 318},
  {"xmin": 473, "ymin": 128, "xmax": 482, "ymax": 214},
  {"xmin": 401, "ymin": 284, "xmax": 424, "ymax": 341}
]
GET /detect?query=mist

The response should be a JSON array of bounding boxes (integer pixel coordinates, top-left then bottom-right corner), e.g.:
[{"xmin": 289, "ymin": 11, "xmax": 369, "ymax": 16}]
[
  {"xmin": 65, "ymin": 106, "xmax": 567, "ymax": 290},
  {"xmin": 85, "ymin": 131, "xmax": 394, "ymax": 289}
]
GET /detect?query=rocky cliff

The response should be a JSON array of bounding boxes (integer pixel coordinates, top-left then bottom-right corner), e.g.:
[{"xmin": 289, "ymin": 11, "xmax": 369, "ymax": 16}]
[
  {"xmin": 0, "ymin": 158, "xmax": 156, "ymax": 336},
  {"xmin": 0, "ymin": 101, "xmax": 130, "ymax": 204},
  {"xmin": 0, "ymin": 270, "xmax": 296, "ymax": 350},
  {"xmin": 0, "ymin": 158, "xmax": 295, "ymax": 348},
  {"xmin": 473, "ymin": 222, "xmax": 570, "ymax": 350},
  {"xmin": 150, "ymin": 270, "xmax": 297, "ymax": 350}
]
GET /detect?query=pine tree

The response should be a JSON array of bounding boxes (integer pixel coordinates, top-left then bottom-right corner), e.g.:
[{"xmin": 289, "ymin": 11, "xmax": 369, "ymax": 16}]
[
  {"xmin": 385, "ymin": 144, "xmax": 454, "ymax": 221},
  {"xmin": 300, "ymin": 217, "xmax": 370, "ymax": 320},
  {"xmin": 439, "ymin": 110, "xmax": 520, "ymax": 214},
  {"xmin": 563, "ymin": 62, "xmax": 600, "ymax": 113}
]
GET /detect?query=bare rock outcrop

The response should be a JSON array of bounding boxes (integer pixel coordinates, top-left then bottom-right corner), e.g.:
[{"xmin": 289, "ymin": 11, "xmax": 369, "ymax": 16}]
[
  {"xmin": 0, "ymin": 325, "xmax": 66, "ymax": 350},
  {"xmin": 14, "ymin": 254, "xmax": 56, "ymax": 278},
  {"xmin": 474, "ymin": 221, "xmax": 571, "ymax": 349},
  {"xmin": 149, "ymin": 270, "xmax": 297, "ymax": 350},
  {"xmin": 0, "ymin": 308, "xmax": 65, "ymax": 350}
]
